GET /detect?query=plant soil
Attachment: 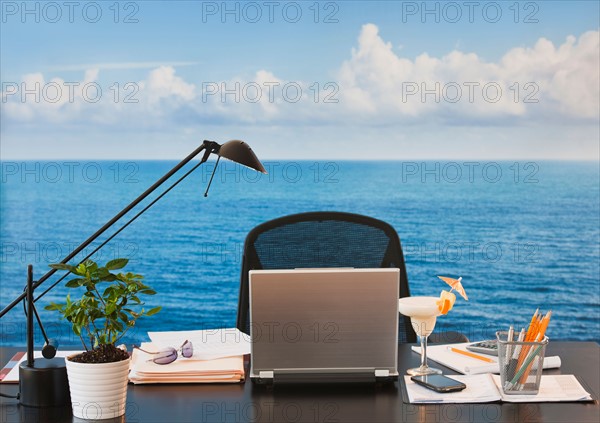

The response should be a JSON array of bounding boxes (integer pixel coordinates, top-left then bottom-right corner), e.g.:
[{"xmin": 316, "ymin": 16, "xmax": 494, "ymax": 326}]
[{"xmin": 70, "ymin": 344, "xmax": 129, "ymax": 363}]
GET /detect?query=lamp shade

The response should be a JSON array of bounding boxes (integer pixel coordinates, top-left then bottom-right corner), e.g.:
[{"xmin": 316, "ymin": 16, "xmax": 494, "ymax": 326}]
[{"xmin": 218, "ymin": 140, "xmax": 267, "ymax": 174}]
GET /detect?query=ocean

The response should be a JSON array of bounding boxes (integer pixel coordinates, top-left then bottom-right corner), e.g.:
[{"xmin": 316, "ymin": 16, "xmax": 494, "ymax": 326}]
[{"xmin": 1, "ymin": 160, "xmax": 599, "ymax": 346}]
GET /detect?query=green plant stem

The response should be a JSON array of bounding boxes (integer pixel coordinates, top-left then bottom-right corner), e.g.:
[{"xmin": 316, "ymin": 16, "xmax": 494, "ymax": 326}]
[
  {"xmin": 94, "ymin": 286, "xmax": 106, "ymax": 306},
  {"xmin": 115, "ymin": 325, "xmax": 132, "ymax": 343},
  {"xmin": 79, "ymin": 334, "xmax": 89, "ymax": 351}
]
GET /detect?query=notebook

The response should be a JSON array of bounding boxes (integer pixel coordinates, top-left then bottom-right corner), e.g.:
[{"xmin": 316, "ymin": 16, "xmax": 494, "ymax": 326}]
[
  {"xmin": 249, "ymin": 268, "xmax": 400, "ymax": 384},
  {"xmin": 402, "ymin": 374, "xmax": 593, "ymax": 403}
]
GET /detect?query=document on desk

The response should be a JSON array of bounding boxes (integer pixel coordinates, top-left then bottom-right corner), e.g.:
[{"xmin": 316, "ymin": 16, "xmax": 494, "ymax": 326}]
[
  {"xmin": 129, "ymin": 342, "xmax": 245, "ymax": 384},
  {"xmin": 404, "ymin": 374, "xmax": 592, "ymax": 404},
  {"xmin": 0, "ymin": 351, "xmax": 83, "ymax": 383},
  {"xmin": 491, "ymin": 374, "xmax": 593, "ymax": 403},
  {"xmin": 412, "ymin": 343, "xmax": 561, "ymax": 375},
  {"xmin": 148, "ymin": 328, "xmax": 251, "ymax": 360},
  {"xmin": 404, "ymin": 374, "xmax": 500, "ymax": 403}
]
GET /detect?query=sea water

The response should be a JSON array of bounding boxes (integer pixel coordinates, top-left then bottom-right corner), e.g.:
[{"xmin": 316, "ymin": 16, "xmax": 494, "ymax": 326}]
[{"xmin": 1, "ymin": 160, "xmax": 598, "ymax": 346}]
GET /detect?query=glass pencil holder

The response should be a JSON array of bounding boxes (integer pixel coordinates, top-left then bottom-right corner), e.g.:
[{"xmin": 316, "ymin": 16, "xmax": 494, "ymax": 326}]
[{"xmin": 496, "ymin": 331, "xmax": 548, "ymax": 395}]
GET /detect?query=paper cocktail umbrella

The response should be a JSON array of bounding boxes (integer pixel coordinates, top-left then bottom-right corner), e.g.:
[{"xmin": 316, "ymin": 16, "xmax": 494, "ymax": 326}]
[{"xmin": 437, "ymin": 276, "xmax": 468, "ymax": 301}]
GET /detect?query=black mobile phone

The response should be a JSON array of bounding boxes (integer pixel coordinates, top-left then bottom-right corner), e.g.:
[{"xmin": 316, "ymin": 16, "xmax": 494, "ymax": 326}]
[{"xmin": 410, "ymin": 374, "xmax": 467, "ymax": 393}]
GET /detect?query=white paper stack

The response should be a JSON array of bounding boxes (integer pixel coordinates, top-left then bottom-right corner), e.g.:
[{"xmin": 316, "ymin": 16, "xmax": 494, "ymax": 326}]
[
  {"xmin": 129, "ymin": 344, "xmax": 245, "ymax": 384},
  {"xmin": 129, "ymin": 328, "xmax": 251, "ymax": 384}
]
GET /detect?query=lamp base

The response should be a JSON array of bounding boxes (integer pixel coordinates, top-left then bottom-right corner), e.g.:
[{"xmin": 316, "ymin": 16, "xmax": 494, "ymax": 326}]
[{"xmin": 19, "ymin": 358, "xmax": 71, "ymax": 407}]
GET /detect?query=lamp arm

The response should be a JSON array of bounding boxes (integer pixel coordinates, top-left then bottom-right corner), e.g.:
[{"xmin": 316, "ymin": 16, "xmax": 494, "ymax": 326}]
[
  {"xmin": 0, "ymin": 140, "xmax": 219, "ymax": 319},
  {"xmin": 35, "ymin": 156, "xmax": 208, "ymax": 303}
]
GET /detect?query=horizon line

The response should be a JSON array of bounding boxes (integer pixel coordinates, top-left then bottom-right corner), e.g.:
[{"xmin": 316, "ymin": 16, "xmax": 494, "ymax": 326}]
[{"xmin": 0, "ymin": 158, "xmax": 598, "ymax": 163}]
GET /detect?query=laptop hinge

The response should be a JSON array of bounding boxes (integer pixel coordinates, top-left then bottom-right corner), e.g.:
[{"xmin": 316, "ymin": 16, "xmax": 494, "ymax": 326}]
[
  {"xmin": 272, "ymin": 368, "xmax": 378, "ymax": 385},
  {"xmin": 259, "ymin": 371, "xmax": 274, "ymax": 379}
]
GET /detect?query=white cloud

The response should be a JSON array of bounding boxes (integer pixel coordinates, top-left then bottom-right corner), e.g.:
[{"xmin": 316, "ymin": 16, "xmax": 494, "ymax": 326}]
[
  {"xmin": 1, "ymin": 66, "xmax": 196, "ymax": 126},
  {"xmin": 1, "ymin": 25, "xmax": 598, "ymax": 129},
  {"xmin": 139, "ymin": 66, "xmax": 196, "ymax": 104},
  {"xmin": 336, "ymin": 24, "xmax": 599, "ymax": 123}
]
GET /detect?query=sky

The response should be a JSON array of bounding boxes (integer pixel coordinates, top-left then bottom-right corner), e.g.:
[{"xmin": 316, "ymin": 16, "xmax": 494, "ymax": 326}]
[{"xmin": 1, "ymin": 0, "xmax": 599, "ymax": 160}]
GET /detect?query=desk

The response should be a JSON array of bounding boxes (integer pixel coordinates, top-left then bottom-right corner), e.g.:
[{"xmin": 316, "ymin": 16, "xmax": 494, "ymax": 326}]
[{"xmin": 1, "ymin": 342, "xmax": 598, "ymax": 422}]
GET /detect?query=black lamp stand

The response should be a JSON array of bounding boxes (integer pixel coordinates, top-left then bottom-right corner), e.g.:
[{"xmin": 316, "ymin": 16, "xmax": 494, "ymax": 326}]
[{"xmin": 18, "ymin": 265, "xmax": 70, "ymax": 407}]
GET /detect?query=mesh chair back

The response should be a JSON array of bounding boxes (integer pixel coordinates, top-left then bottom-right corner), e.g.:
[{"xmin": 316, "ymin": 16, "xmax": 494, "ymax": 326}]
[{"xmin": 236, "ymin": 211, "xmax": 417, "ymax": 343}]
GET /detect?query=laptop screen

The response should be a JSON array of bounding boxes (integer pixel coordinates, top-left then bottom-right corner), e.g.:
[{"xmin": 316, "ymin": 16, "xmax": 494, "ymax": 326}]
[{"xmin": 249, "ymin": 268, "xmax": 399, "ymax": 380}]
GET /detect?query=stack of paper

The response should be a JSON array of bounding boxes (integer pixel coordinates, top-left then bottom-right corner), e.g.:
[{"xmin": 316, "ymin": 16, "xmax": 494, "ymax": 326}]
[
  {"xmin": 412, "ymin": 342, "xmax": 561, "ymax": 375},
  {"xmin": 148, "ymin": 328, "xmax": 251, "ymax": 360},
  {"xmin": 129, "ymin": 344, "xmax": 245, "ymax": 384},
  {"xmin": 129, "ymin": 328, "xmax": 250, "ymax": 384}
]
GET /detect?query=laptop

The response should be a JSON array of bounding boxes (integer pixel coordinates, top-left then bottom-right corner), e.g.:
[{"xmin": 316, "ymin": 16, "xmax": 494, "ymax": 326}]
[{"xmin": 249, "ymin": 268, "xmax": 400, "ymax": 384}]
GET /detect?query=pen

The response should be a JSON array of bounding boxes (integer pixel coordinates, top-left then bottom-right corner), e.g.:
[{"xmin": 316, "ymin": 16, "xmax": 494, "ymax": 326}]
[
  {"xmin": 513, "ymin": 328, "xmax": 525, "ymax": 360},
  {"xmin": 506, "ymin": 325, "xmax": 514, "ymax": 361},
  {"xmin": 505, "ymin": 328, "xmax": 525, "ymax": 388},
  {"xmin": 447, "ymin": 346, "xmax": 495, "ymax": 363},
  {"xmin": 504, "ymin": 325, "xmax": 514, "ymax": 377}
]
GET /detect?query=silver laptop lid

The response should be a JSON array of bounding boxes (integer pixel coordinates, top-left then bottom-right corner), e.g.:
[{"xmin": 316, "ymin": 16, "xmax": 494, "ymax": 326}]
[{"xmin": 249, "ymin": 268, "xmax": 399, "ymax": 382}]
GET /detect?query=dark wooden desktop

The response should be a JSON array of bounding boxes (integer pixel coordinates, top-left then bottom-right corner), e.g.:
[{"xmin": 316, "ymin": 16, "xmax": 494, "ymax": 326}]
[{"xmin": 1, "ymin": 342, "xmax": 598, "ymax": 422}]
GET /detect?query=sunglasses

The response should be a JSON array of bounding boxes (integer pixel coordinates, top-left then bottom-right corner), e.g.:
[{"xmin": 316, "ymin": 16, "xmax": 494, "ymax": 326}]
[{"xmin": 135, "ymin": 340, "xmax": 193, "ymax": 365}]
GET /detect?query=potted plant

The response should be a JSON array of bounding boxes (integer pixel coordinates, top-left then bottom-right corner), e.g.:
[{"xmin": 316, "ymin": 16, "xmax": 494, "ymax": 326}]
[{"xmin": 45, "ymin": 258, "xmax": 161, "ymax": 420}]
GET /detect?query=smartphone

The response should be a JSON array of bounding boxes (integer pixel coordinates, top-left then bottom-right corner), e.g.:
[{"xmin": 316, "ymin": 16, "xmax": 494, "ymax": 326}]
[
  {"xmin": 410, "ymin": 374, "xmax": 467, "ymax": 393},
  {"xmin": 466, "ymin": 339, "xmax": 498, "ymax": 356}
]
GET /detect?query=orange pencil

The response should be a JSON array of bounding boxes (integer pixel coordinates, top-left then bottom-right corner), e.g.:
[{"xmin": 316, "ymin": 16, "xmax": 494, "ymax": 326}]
[
  {"xmin": 517, "ymin": 309, "xmax": 540, "ymax": 369},
  {"xmin": 535, "ymin": 311, "xmax": 552, "ymax": 342},
  {"xmin": 519, "ymin": 311, "xmax": 552, "ymax": 385},
  {"xmin": 447, "ymin": 347, "xmax": 496, "ymax": 363},
  {"xmin": 524, "ymin": 308, "xmax": 540, "ymax": 342}
]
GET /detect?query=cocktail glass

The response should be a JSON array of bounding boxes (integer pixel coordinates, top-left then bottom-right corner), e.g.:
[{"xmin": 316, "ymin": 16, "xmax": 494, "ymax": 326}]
[{"xmin": 398, "ymin": 296, "xmax": 442, "ymax": 376}]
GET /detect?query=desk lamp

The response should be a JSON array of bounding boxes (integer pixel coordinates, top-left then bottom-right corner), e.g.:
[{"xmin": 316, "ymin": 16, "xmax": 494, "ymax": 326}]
[{"xmin": 0, "ymin": 140, "xmax": 266, "ymax": 407}]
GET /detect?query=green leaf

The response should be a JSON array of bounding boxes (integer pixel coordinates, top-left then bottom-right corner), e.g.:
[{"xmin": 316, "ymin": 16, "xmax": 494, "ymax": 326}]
[
  {"xmin": 101, "ymin": 273, "xmax": 118, "ymax": 282},
  {"xmin": 65, "ymin": 278, "xmax": 85, "ymax": 288},
  {"xmin": 44, "ymin": 302, "xmax": 63, "ymax": 311},
  {"xmin": 102, "ymin": 286, "xmax": 114, "ymax": 296},
  {"xmin": 112, "ymin": 321, "xmax": 124, "ymax": 332},
  {"xmin": 96, "ymin": 267, "xmax": 110, "ymax": 278},
  {"xmin": 106, "ymin": 303, "xmax": 117, "ymax": 315},
  {"xmin": 76, "ymin": 263, "xmax": 87, "ymax": 275},
  {"xmin": 145, "ymin": 306, "xmax": 162, "ymax": 316},
  {"xmin": 106, "ymin": 258, "xmax": 128, "ymax": 270}
]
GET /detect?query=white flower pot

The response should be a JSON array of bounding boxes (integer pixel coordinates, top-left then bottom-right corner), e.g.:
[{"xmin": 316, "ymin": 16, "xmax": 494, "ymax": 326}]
[{"xmin": 65, "ymin": 354, "xmax": 130, "ymax": 420}]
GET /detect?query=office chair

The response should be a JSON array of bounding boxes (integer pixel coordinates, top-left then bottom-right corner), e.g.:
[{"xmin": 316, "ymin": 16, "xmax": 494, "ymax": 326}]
[{"xmin": 235, "ymin": 211, "xmax": 418, "ymax": 343}]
